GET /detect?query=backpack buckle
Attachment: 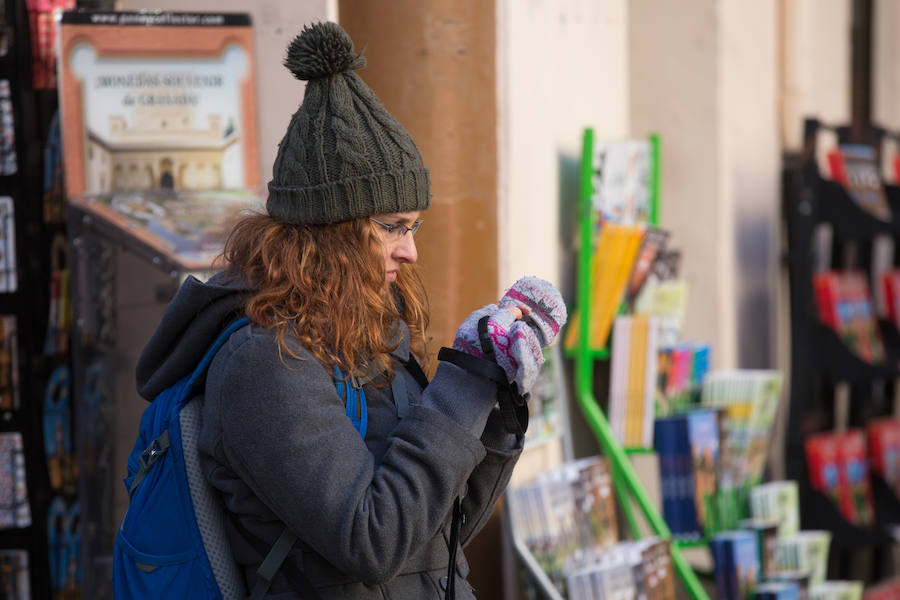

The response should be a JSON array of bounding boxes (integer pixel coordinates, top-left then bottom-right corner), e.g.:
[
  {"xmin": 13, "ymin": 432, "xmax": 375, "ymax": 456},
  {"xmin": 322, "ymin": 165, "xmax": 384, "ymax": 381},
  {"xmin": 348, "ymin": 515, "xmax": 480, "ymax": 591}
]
[
  {"xmin": 349, "ymin": 374, "xmax": 363, "ymax": 390},
  {"xmin": 128, "ymin": 430, "xmax": 172, "ymax": 497},
  {"xmin": 139, "ymin": 431, "xmax": 170, "ymax": 470}
]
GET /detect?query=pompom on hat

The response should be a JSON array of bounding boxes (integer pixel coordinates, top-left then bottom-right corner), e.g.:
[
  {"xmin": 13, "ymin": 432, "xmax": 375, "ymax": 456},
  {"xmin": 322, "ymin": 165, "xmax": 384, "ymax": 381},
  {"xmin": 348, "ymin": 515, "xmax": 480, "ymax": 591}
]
[{"xmin": 267, "ymin": 22, "xmax": 431, "ymax": 225}]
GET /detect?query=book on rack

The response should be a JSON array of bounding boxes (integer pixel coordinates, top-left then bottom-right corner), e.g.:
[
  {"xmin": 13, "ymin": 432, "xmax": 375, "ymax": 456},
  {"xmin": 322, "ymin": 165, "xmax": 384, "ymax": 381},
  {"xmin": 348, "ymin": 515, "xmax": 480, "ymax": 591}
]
[
  {"xmin": 812, "ymin": 270, "xmax": 885, "ymax": 364},
  {"xmin": 641, "ymin": 538, "xmax": 677, "ymax": 600},
  {"xmin": 506, "ymin": 455, "xmax": 618, "ymax": 591},
  {"xmin": 0, "ymin": 315, "xmax": 19, "ymax": 411},
  {"xmin": 654, "ymin": 416, "xmax": 682, "ymax": 538},
  {"xmin": 863, "ymin": 576, "xmax": 900, "ymax": 599},
  {"xmin": 566, "ymin": 554, "xmax": 635, "ymax": 600},
  {"xmin": 624, "ymin": 227, "xmax": 669, "ymax": 310},
  {"xmin": 749, "ymin": 481, "xmax": 800, "ymax": 538},
  {"xmin": 772, "ymin": 530, "xmax": 832, "ymax": 586},
  {"xmin": 813, "ymin": 271, "xmax": 841, "ymax": 328},
  {"xmin": 0, "ymin": 197, "xmax": 16, "ymax": 293},
  {"xmin": 871, "ymin": 235, "xmax": 894, "ymax": 318},
  {"xmin": 525, "ymin": 345, "xmax": 566, "ymax": 445},
  {"xmin": 804, "ymin": 430, "xmax": 874, "ymax": 527},
  {"xmin": 867, "ymin": 417, "xmax": 900, "ymax": 496},
  {"xmin": 765, "ymin": 572, "xmax": 811, "ymax": 599},
  {"xmin": 737, "ymin": 518, "xmax": 780, "ymax": 579},
  {"xmin": 687, "ymin": 409, "xmax": 720, "ymax": 534},
  {"xmin": 804, "ymin": 433, "xmax": 843, "ymax": 509},
  {"xmin": 701, "ymin": 370, "xmax": 783, "ymax": 491},
  {"xmin": 589, "ymin": 223, "xmax": 645, "ymax": 349},
  {"xmin": 0, "ymin": 432, "xmax": 30, "ymax": 529},
  {"xmin": 654, "ymin": 409, "xmax": 719, "ymax": 540},
  {"xmin": 563, "ymin": 223, "xmax": 645, "ymax": 351},
  {"xmin": 0, "ymin": 549, "xmax": 29, "ymax": 600},
  {"xmin": 826, "ymin": 144, "xmax": 891, "ymax": 222},
  {"xmin": 655, "ymin": 342, "xmax": 711, "ymax": 417},
  {"xmin": 808, "ymin": 580, "xmax": 863, "ymax": 600},
  {"xmin": 591, "ymin": 140, "xmax": 652, "ymax": 225},
  {"xmin": 835, "ymin": 430, "xmax": 874, "ymax": 526},
  {"xmin": 753, "ymin": 582, "xmax": 801, "ymax": 600},
  {"xmin": 608, "ymin": 314, "xmax": 659, "ymax": 448},
  {"xmin": 881, "ymin": 269, "xmax": 900, "ymax": 329},
  {"xmin": 635, "ymin": 278, "xmax": 689, "ymax": 348},
  {"xmin": 838, "ymin": 272, "xmax": 884, "ymax": 363},
  {"xmin": 565, "ymin": 538, "xmax": 675, "ymax": 600},
  {"xmin": 710, "ymin": 530, "xmax": 760, "ymax": 600}
]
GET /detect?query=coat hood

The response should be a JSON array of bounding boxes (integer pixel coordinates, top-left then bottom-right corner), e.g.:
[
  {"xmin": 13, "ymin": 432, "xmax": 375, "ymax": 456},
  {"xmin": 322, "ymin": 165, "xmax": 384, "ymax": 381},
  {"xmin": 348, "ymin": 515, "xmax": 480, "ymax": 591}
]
[{"xmin": 136, "ymin": 270, "xmax": 251, "ymax": 401}]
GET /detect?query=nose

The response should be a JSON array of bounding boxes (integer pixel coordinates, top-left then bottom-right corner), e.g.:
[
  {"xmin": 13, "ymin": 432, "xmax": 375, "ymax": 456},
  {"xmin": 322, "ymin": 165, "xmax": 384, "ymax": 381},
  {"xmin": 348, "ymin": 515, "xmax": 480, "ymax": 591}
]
[{"xmin": 392, "ymin": 232, "xmax": 418, "ymax": 264}]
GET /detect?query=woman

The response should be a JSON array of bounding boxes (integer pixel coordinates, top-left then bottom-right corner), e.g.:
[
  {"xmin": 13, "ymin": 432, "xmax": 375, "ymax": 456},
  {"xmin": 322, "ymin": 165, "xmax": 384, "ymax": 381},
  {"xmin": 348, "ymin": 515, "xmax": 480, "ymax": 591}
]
[{"xmin": 135, "ymin": 22, "xmax": 566, "ymax": 599}]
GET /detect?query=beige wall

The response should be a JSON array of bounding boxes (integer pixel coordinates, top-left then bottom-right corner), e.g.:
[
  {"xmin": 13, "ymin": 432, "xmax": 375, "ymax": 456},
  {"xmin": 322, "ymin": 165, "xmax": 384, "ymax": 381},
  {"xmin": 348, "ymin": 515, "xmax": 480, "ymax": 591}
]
[
  {"xmin": 874, "ymin": 0, "xmax": 900, "ymax": 133},
  {"xmin": 628, "ymin": 0, "xmax": 780, "ymax": 370},
  {"xmin": 780, "ymin": 0, "xmax": 852, "ymax": 151},
  {"xmin": 629, "ymin": 0, "xmax": 723, "ymax": 361},
  {"xmin": 496, "ymin": 0, "xmax": 629, "ymax": 298},
  {"xmin": 719, "ymin": 1, "xmax": 781, "ymax": 370}
]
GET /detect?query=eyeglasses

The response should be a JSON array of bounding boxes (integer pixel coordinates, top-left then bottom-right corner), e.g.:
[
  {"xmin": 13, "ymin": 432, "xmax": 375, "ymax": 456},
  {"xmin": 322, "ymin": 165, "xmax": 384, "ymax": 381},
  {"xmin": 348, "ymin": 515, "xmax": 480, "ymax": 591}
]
[{"xmin": 369, "ymin": 217, "xmax": 423, "ymax": 241}]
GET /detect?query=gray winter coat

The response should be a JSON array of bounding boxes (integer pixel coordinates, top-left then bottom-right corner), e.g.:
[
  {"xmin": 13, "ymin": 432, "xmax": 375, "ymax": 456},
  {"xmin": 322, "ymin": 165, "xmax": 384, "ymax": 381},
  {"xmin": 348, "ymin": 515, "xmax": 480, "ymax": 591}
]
[{"xmin": 135, "ymin": 273, "xmax": 523, "ymax": 599}]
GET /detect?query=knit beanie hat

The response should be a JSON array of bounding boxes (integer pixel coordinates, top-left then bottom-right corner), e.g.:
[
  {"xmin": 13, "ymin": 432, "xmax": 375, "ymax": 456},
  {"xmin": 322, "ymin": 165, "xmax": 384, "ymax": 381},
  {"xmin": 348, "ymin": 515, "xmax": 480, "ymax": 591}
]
[{"xmin": 266, "ymin": 22, "xmax": 431, "ymax": 225}]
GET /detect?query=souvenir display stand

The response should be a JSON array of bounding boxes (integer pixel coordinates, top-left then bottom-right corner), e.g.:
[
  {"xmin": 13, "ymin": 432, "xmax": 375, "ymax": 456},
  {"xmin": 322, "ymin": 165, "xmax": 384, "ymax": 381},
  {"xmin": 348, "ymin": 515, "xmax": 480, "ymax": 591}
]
[
  {"xmin": 66, "ymin": 188, "xmax": 261, "ymax": 598},
  {"xmin": 784, "ymin": 118, "xmax": 900, "ymax": 581},
  {"xmin": 0, "ymin": 1, "xmax": 97, "ymax": 598}
]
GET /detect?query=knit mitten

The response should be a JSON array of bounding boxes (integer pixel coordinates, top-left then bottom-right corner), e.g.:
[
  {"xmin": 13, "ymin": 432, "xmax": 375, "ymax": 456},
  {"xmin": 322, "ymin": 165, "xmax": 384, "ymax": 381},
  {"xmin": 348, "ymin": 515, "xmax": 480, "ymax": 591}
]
[
  {"xmin": 452, "ymin": 304, "xmax": 499, "ymax": 359},
  {"xmin": 452, "ymin": 277, "xmax": 567, "ymax": 395},
  {"xmin": 499, "ymin": 276, "xmax": 567, "ymax": 347}
]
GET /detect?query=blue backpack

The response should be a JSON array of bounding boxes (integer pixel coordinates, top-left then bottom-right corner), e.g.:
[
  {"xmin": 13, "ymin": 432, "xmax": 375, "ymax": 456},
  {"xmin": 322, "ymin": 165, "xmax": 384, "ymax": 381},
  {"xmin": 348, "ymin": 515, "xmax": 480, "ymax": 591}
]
[{"xmin": 112, "ymin": 317, "xmax": 369, "ymax": 599}]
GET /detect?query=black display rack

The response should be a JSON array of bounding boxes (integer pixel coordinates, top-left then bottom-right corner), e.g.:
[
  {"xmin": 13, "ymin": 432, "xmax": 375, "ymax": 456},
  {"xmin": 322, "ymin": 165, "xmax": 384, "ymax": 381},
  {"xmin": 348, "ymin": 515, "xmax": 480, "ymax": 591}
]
[
  {"xmin": 0, "ymin": 2, "xmax": 113, "ymax": 598},
  {"xmin": 784, "ymin": 118, "xmax": 900, "ymax": 583},
  {"xmin": 0, "ymin": 1, "xmax": 62, "ymax": 598}
]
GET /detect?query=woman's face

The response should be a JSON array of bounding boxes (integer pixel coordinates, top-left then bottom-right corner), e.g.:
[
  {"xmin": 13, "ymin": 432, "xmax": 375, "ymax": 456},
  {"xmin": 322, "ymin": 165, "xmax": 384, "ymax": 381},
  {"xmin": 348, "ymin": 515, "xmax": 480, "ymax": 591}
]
[{"xmin": 370, "ymin": 211, "xmax": 421, "ymax": 282}]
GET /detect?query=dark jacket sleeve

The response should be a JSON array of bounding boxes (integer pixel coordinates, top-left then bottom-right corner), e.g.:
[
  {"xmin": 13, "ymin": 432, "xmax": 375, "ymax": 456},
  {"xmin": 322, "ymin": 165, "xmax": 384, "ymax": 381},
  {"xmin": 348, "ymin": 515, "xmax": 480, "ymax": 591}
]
[
  {"xmin": 207, "ymin": 327, "xmax": 490, "ymax": 585},
  {"xmin": 460, "ymin": 408, "xmax": 523, "ymax": 546}
]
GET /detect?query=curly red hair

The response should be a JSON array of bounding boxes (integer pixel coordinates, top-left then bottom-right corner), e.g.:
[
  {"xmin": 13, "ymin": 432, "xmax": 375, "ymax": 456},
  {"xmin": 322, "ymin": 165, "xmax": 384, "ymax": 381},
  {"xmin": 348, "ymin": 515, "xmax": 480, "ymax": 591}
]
[{"xmin": 218, "ymin": 212, "xmax": 429, "ymax": 381}]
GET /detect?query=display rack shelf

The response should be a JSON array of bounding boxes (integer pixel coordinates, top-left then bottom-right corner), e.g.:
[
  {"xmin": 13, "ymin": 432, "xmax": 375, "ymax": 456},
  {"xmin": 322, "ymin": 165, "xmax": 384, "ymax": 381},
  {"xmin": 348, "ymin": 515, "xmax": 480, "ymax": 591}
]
[{"xmin": 570, "ymin": 129, "xmax": 710, "ymax": 600}]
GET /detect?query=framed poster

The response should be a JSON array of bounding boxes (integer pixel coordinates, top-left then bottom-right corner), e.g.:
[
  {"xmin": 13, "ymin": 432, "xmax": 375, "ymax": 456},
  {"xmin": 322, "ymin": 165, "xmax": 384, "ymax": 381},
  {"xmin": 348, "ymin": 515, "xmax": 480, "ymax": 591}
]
[{"xmin": 56, "ymin": 11, "xmax": 260, "ymax": 198}]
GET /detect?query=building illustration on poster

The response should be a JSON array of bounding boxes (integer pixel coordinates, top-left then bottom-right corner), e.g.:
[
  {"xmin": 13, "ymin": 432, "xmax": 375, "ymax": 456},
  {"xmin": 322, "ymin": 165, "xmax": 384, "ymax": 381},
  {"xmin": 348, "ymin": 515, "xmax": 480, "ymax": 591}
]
[
  {"xmin": 73, "ymin": 46, "xmax": 247, "ymax": 193},
  {"xmin": 57, "ymin": 12, "xmax": 260, "ymax": 197}
]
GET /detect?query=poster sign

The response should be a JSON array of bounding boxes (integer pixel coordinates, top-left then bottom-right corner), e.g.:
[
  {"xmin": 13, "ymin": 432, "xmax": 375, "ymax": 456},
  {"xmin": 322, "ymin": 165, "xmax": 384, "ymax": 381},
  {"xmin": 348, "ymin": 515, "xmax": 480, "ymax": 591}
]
[{"xmin": 57, "ymin": 11, "xmax": 259, "ymax": 197}]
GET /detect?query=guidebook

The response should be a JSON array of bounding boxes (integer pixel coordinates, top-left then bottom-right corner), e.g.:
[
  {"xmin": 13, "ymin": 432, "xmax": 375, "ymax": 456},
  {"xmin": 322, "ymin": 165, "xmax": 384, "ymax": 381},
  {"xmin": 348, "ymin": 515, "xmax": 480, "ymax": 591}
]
[{"xmin": 826, "ymin": 144, "xmax": 891, "ymax": 222}]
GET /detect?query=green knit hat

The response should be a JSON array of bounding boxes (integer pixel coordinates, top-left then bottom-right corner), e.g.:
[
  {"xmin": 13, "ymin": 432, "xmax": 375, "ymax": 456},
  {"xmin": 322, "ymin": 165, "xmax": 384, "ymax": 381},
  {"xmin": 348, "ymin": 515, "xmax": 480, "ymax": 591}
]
[{"xmin": 266, "ymin": 22, "xmax": 431, "ymax": 225}]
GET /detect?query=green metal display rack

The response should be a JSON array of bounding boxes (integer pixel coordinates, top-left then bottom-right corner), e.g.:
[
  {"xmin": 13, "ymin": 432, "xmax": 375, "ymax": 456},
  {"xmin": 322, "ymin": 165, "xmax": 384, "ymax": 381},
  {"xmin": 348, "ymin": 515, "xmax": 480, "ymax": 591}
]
[{"xmin": 572, "ymin": 128, "xmax": 710, "ymax": 600}]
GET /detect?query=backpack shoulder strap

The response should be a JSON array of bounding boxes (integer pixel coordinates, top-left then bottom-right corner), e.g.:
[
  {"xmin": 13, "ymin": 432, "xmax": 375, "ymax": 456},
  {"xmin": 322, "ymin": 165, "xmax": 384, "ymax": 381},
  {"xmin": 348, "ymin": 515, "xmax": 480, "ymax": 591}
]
[
  {"xmin": 128, "ymin": 318, "xmax": 251, "ymax": 497},
  {"xmin": 333, "ymin": 366, "xmax": 367, "ymax": 438},
  {"xmin": 183, "ymin": 316, "xmax": 251, "ymax": 398}
]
